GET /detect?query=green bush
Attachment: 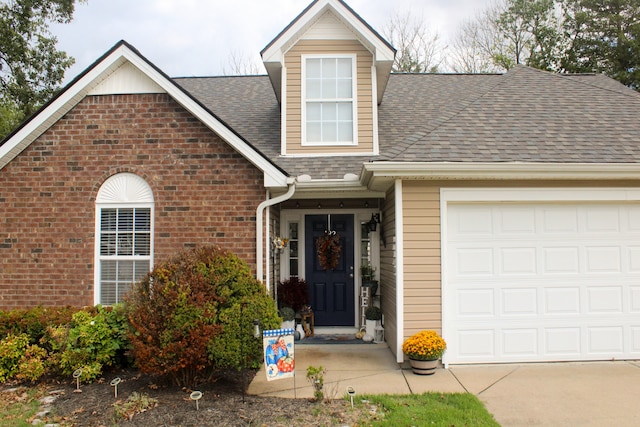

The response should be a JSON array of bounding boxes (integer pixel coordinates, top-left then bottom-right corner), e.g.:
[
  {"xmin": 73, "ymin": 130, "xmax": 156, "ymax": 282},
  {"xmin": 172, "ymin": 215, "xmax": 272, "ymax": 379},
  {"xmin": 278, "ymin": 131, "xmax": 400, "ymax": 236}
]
[
  {"xmin": 47, "ymin": 306, "xmax": 128, "ymax": 382},
  {"xmin": 0, "ymin": 333, "xmax": 46, "ymax": 383},
  {"xmin": 126, "ymin": 245, "xmax": 280, "ymax": 387}
]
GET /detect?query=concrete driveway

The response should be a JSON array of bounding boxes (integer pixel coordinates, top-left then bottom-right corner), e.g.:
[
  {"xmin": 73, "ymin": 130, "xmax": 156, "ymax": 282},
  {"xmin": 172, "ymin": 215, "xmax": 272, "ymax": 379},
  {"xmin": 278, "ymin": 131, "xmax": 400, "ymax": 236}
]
[{"xmin": 248, "ymin": 343, "xmax": 640, "ymax": 426}]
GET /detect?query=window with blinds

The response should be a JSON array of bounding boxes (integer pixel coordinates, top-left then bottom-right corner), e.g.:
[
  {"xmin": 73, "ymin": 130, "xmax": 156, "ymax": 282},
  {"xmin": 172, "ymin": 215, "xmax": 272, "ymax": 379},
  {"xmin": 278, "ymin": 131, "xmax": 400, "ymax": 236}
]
[{"xmin": 98, "ymin": 207, "xmax": 151, "ymax": 304}]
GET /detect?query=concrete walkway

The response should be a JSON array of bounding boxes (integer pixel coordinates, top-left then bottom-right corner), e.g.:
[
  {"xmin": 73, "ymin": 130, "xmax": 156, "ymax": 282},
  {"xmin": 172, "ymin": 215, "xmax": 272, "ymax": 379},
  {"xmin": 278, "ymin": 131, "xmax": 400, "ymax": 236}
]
[{"xmin": 247, "ymin": 343, "xmax": 640, "ymax": 426}]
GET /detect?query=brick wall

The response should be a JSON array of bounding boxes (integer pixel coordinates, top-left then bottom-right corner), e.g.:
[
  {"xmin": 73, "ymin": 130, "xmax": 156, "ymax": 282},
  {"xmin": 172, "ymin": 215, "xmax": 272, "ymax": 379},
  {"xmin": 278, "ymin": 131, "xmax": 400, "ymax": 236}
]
[{"xmin": 0, "ymin": 94, "xmax": 265, "ymax": 309}]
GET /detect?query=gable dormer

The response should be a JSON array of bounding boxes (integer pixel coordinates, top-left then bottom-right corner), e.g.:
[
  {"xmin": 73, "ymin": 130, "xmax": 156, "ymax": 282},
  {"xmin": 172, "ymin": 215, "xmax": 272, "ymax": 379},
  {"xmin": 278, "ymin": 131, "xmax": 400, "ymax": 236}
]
[{"xmin": 261, "ymin": 0, "xmax": 395, "ymax": 156}]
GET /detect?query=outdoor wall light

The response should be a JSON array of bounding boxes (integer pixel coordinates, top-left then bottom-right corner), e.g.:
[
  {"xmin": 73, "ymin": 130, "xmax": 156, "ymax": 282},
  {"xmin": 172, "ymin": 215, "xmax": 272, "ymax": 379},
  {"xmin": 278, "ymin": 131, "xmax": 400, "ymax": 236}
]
[
  {"xmin": 253, "ymin": 319, "xmax": 261, "ymax": 338},
  {"xmin": 367, "ymin": 213, "xmax": 381, "ymax": 232}
]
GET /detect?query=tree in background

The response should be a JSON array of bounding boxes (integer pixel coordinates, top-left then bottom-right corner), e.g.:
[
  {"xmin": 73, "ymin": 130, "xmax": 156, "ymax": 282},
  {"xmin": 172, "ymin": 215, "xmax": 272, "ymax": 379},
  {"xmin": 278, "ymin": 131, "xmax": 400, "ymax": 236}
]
[
  {"xmin": 448, "ymin": 5, "xmax": 505, "ymax": 73},
  {"xmin": 449, "ymin": 0, "xmax": 640, "ymax": 90},
  {"xmin": 560, "ymin": 0, "xmax": 640, "ymax": 89},
  {"xmin": 0, "ymin": 0, "xmax": 83, "ymax": 139},
  {"xmin": 382, "ymin": 11, "xmax": 443, "ymax": 73}
]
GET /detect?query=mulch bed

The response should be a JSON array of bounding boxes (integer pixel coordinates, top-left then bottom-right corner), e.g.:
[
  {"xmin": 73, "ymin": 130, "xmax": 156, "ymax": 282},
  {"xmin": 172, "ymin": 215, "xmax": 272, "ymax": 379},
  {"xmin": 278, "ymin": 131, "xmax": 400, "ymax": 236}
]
[{"xmin": 37, "ymin": 368, "xmax": 375, "ymax": 426}]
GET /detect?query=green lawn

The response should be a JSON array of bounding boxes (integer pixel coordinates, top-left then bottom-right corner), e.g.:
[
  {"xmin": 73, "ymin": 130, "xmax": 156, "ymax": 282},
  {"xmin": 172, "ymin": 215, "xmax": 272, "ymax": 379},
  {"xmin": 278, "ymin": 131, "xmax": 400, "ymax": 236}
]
[
  {"xmin": 359, "ymin": 392, "xmax": 501, "ymax": 426},
  {"xmin": 0, "ymin": 386, "xmax": 47, "ymax": 427}
]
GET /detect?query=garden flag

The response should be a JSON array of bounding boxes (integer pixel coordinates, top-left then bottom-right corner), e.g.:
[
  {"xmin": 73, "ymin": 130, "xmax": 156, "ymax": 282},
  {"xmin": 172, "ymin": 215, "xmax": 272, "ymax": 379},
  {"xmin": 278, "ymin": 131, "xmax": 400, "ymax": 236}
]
[{"xmin": 263, "ymin": 328, "xmax": 295, "ymax": 381}]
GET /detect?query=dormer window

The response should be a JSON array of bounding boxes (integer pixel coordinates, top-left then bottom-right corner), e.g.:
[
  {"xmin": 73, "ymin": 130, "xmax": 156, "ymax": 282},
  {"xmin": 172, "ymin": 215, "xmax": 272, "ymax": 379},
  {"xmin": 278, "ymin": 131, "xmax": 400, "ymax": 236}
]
[{"xmin": 302, "ymin": 55, "xmax": 357, "ymax": 145}]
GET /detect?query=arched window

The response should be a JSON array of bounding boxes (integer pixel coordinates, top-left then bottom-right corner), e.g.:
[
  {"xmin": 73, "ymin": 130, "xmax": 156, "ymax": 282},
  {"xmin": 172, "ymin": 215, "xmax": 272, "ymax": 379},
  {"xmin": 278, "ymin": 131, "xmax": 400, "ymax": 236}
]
[{"xmin": 95, "ymin": 173, "xmax": 154, "ymax": 305}]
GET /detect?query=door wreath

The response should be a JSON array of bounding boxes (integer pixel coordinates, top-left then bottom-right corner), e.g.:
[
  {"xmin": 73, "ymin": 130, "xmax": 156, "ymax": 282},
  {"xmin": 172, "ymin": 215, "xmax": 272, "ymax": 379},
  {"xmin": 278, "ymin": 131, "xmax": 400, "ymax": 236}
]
[{"xmin": 316, "ymin": 230, "xmax": 342, "ymax": 270}]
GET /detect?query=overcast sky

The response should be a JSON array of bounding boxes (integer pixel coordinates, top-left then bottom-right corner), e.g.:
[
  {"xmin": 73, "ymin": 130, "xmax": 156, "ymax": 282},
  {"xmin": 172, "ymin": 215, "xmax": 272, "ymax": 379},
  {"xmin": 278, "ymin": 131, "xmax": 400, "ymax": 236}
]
[{"xmin": 51, "ymin": 0, "xmax": 494, "ymax": 82}]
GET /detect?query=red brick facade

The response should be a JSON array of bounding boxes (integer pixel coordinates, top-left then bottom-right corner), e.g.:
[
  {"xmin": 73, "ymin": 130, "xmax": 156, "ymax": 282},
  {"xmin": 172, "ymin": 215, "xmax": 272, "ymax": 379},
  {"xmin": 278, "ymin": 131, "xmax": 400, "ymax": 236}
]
[{"xmin": 0, "ymin": 94, "xmax": 265, "ymax": 309}]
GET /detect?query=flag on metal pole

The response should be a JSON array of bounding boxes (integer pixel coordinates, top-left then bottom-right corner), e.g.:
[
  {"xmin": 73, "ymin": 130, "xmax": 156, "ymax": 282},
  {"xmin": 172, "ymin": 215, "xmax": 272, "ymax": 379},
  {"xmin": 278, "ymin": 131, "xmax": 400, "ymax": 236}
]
[{"xmin": 263, "ymin": 328, "xmax": 295, "ymax": 381}]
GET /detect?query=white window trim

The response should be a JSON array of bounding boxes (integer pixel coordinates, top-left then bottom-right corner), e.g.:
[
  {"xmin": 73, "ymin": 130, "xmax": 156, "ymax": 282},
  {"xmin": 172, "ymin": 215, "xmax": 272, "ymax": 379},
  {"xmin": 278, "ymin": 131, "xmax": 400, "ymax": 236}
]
[
  {"xmin": 94, "ymin": 173, "xmax": 155, "ymax": 305},
  {"xmin": 301, "ymin": 54, "xmax": 358, "ymax": 147}
]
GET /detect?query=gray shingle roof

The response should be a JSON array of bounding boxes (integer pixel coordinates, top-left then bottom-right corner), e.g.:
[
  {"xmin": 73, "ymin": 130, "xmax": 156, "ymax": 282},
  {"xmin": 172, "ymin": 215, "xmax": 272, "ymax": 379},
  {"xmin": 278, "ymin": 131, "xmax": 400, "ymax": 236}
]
[{"xmin": 175, "ymin": 66, "xmax": 640, "ymax": 179}]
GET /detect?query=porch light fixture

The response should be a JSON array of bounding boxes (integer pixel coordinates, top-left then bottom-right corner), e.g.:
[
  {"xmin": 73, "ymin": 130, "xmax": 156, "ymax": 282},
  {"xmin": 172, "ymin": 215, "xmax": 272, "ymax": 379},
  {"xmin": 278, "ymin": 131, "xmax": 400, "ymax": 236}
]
[{"xmin": 367, "ymin": 213, "xmax": 380, "ymax": 232}]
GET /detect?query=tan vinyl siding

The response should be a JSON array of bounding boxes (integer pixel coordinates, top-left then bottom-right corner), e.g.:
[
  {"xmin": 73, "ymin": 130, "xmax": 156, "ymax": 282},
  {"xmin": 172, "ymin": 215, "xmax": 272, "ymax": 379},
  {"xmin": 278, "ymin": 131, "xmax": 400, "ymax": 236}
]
[
  {"xmin": 284, "ymin": 39, "xmax": 374, "ymax": 155},
  {"xmin": 402, "ymin": 182, "xmax": 442, "ymax": 339},
  {"xmin": 380, "ymin": 185, "xmax": 397, "ymax": 356}
]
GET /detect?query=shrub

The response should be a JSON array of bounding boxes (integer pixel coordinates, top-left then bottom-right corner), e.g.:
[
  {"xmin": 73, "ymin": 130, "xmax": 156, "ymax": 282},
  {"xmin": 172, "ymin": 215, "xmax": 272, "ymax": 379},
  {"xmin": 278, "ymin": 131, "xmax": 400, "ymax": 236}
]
[
  {"xmin": 126, "ymin": 245, "xmax": 280, "ymax": 387},
  {"xmin": 277, "ymin": 277, "xmax": 310, "ymax": 312},
  {"xmin": 0, "ymin": 333, "xmax": 46, "ymax": 383},
  {"xmin": 47, "ymin": 306, "xmax": 128, "ymax": 382},
  {"xmin": 0, "ymin": 306, "xmax": 77, "ymax": 344}
]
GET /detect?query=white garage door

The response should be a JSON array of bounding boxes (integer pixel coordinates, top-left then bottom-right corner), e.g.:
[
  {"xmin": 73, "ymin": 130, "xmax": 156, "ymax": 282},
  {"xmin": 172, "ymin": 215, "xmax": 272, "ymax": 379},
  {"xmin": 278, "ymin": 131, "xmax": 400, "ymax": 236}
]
[{"xmin": 444, "ymin": 199, "xmax": 640, "ymax": 364}]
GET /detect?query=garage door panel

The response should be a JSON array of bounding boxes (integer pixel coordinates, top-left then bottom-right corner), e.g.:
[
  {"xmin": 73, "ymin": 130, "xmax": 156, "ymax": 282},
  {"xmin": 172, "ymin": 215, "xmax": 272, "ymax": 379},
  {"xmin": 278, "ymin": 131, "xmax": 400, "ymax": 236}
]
[
  {"xmin": 445, "ymin": 201, "xmax": 640, "ymax": 364},
  {"xmin": 585, "ymin": 246, "xmax": 622, "ymax": 272},
  {"xmin": 499, "ymin": 207, "xmax": 536, "ymax": 234},
  {"xmin": 458, "ymin": 289, "xmax": 494, "ymax": 316},
  {"xmin": 456, "ymin": 248, "xmax": 493, "ymax": 275},
  {"xmin": 500, "ymin": 247, "xmax": 536, "ymax": 274},
  {"xmin": 545, "ymin": 328, "xmax": 581, "ymax": 355},
  {"xmin": 628, "ymin": 248, "xmax": 640, "ymax": 271},
  {"xmin": 632, "ymin": 327, "xmax": 640, "ymax": 352},
  {"xmin": 588, "ymin": 327, "xmax": 624, "ymax": 353},
  {"xmin": 544, "ymin": 247, "xmax": 579, "ymax": 274},
  {"xmin": 502, "ymin": 329, "xmax": 538, "ymax": 356},
  {"xmin": 585, "ymin": 207, "xmax": 620, "ymax": 232},
  {"xmin": 632, "ymin": 287, "xmax": 640, "ymax": 312},
  {"xmin": 542, "ymin": 207, "xmax": 579, "ymax": 233},
  {"xmin": 458, "ymin": 330, "xmax": 495, "ymax": 358},
  {"xmin": 544, "ymin": 287, "xmax": 580, "ymax": 314},
  {"xmin": 502, "ymin": 288, "xmax": 537, "ymax": 315},
  {"xmin": 587, "ymin": 287, "xmax": 623, "ymax": 313}
]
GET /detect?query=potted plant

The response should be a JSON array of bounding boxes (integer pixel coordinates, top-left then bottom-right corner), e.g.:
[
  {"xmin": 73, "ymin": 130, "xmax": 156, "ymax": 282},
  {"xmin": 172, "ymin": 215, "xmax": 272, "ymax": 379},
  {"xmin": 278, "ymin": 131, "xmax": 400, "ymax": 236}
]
[
  {"xmin": 364, "ymin": 305, "xmax": 382, "ymax": 340},
  {"xmin": 360, "ymin": 262, "xmax": 378, "ymax": 296},
  {"xmin": 402, "ymin": 330, "xmax": 447, "ymax": 375},
  {"xmin": 277, "ymin": 277, "xmax": 310, "ymax": 313},
  {"xmin": 279, "ymin": 307, "xmax": 295, "ymax": 330}
]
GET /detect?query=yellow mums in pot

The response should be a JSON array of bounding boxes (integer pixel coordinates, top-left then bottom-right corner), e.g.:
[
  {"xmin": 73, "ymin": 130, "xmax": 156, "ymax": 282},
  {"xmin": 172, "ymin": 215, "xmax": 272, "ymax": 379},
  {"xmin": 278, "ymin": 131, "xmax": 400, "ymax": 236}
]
[{"xmin": 402, "ymin": 330, "xmax": 447, "ymax": 361}]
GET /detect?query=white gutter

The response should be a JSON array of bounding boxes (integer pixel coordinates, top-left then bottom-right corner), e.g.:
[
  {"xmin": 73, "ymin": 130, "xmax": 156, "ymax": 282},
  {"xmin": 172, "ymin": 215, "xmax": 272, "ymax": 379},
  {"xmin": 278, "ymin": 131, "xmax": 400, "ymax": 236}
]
[
  {"xmin": 256, "ymin": 181, "xmax": 296, "ymax": 286},
  {"xmin": 362, "ymin": 162, "xmax": 640, "ymax": 183}
]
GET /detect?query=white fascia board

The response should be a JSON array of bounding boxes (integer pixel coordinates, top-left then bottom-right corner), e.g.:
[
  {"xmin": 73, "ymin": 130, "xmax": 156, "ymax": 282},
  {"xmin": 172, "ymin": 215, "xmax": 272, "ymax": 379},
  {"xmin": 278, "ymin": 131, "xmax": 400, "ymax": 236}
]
[
  {"xmin": 361, "ymin": 162, "xmax": 640, "ymax": 185},
  {"xmin": 262, "ymin": 0, "xmax": 394, "ymax": 65}
]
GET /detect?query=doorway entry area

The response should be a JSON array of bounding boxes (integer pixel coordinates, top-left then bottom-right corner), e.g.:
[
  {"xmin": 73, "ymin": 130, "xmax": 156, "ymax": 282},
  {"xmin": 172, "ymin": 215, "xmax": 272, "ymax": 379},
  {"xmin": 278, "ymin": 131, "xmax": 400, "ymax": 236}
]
[{"xmin": 305, "ymin": 214, "xmax": 355, "ymax": 326}]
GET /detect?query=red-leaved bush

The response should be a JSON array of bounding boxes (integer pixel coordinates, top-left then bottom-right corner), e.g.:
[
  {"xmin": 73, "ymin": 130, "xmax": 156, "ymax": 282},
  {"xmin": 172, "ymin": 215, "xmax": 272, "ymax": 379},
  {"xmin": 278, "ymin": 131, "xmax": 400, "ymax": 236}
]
[{"xmin": 125, "ymin": 246, "xmax": 280, "ymax": 387}]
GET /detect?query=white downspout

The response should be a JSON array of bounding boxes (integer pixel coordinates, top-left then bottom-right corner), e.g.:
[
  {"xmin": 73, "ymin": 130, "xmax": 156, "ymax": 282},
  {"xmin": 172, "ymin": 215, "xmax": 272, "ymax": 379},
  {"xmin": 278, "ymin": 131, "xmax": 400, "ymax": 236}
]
[{"xmin": 256, "ymin": 180, "xmax": 296, "ymax": 288}]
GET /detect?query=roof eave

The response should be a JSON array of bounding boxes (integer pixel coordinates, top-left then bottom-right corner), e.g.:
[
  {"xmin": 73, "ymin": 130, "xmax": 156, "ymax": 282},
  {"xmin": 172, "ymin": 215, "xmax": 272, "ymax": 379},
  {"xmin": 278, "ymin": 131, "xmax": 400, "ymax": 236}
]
[{"xmin": 361, "ymin": 162, "xmax": 640, "ymax": 191}]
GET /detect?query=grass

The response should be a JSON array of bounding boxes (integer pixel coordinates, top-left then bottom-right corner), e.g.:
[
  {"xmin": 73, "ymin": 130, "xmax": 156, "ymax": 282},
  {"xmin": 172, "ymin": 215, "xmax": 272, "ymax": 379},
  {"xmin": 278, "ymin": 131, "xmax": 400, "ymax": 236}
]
[
  {"xmin": 0, "ymin": 385, "xmax": 500, "ymax": 427},
  {"xmin": 358, "ymin": 392, "xmax": 501, "ymax": 426},
  {"xmin": 0, "ymin": 385, "xmax": 48, "ymax": 427}
]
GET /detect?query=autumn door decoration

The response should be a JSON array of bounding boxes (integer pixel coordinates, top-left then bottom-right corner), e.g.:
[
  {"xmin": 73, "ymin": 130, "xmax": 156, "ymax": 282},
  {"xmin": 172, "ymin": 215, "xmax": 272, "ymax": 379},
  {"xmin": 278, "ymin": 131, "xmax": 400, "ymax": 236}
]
[{"xmin": 316, "ymin": 230, "xmax": 342, "ymax": 270}]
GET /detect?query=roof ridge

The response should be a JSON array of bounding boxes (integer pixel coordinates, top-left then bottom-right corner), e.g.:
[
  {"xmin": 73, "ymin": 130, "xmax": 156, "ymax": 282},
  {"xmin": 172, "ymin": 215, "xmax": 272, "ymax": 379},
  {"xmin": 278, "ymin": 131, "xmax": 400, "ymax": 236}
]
[{"xmin": 516, "ymin": 64, "xmax": 639, "ymax": 99}]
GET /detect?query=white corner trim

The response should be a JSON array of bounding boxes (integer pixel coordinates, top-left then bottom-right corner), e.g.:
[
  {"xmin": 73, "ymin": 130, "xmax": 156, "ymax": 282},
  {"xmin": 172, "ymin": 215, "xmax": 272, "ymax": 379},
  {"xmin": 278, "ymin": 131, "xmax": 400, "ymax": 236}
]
[
  {"xmin": 371, "ymin": 64, "xmax": 379, "ymax": 155},
  {"xmin": 395, "ymin": 179, "xmax": 405, "ymax": 363}
]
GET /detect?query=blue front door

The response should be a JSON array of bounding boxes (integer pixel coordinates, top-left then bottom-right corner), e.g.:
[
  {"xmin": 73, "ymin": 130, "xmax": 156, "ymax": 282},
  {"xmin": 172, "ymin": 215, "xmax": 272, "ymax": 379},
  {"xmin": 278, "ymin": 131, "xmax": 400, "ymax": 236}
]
[{"xmin": 305, "ymin": 214, "xmax": 355, "ymax": 326}]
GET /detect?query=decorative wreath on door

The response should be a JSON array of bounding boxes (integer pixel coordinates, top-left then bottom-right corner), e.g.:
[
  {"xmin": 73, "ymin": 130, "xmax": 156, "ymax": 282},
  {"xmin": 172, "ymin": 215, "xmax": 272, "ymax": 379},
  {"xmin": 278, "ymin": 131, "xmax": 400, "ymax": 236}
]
[{"xmin": 316, "ymin": 230, "xmax": 342, "ymax": 271}]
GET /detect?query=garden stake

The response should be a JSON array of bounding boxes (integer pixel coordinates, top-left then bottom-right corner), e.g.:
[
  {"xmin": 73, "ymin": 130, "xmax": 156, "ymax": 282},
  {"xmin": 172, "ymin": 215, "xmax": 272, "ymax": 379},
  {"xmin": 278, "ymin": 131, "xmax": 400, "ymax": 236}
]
[
  {"xmin": 190, "ymin": 391, "xmax": 203, "ymax": 411},
  {"xmin": 347, "ymin": 386, "xmax": 356, "ymax": 408},
  {"xmin": 110, "ymin": 377, "xmax": 121, "ymax": 398},
  {"xmin": 72, "ymin": 369, "xmax": 82, "ymax": 393}
]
